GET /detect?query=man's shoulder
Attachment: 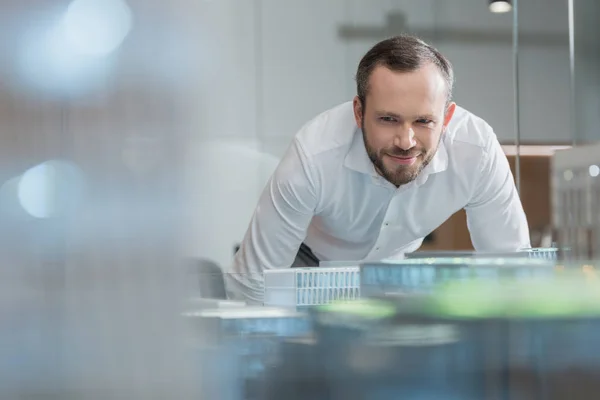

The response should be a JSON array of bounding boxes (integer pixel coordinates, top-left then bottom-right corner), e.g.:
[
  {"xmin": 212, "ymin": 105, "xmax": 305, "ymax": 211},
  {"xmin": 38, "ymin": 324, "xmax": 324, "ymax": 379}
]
[
  {"xmin": 445, "ymin": 105, "xmax": 496, "ymax": 153},
  {"xmin": 294, "ymin": 101, "xmax": 357, "ymax": 157}
]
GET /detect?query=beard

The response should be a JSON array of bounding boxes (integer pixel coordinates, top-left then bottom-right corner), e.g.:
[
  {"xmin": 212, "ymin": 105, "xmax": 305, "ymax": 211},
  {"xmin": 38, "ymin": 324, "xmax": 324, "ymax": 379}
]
[{"xmin": 362, "ymin": 121, "xmax": 439, "ymax": 187}]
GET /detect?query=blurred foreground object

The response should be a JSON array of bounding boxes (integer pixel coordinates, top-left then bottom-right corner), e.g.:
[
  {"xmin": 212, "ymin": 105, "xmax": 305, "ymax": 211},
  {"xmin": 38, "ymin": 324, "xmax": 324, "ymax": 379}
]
[
  {"xmin": 187, "ymin": 306, "xmax": 310, "ymax": 400},
  {"xmin": 268, "ymin": 269, "xmax": 600, "ymax": 400},
  {"xmin": 0, "ymin": 0, "xmax": 204, "ymax": 397}
]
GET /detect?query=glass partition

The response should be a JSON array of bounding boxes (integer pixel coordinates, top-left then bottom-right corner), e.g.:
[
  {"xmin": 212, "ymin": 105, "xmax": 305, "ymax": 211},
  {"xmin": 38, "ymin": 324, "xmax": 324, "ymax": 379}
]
[{"xmin": 571, "ymin": 0, "xmax": 600, "ymax": 144}]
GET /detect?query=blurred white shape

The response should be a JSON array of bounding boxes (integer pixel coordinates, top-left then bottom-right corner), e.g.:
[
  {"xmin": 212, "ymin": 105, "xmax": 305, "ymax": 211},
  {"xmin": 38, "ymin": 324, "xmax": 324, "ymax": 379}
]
[
  {"xmin": 16, "ymin": 0, "xmax": 131, "ymax": 96},
  {"xmin": 563, "ymin": 170, "xmax": 573, "ymax": 181},
  {"xmin": 62, "ymin": 0, "xmax": 133, "ymax": 57},
  {"xmin": 589, "ymin": 165, "xmax": 600, "ymax": 178},
  {"xmin": 18, "ymin": 19, "xmax": 110, "ymax": 96},
  {"xmin": 489, "ymin": 0, "xmax": 512, "ymax": 13},
  {"xmin": 18, "ymin": 163, "xmax": 53, "ymax": 218},
  {"xmin": 17, "ymin": 160, "xmax": 85, "ymax": 219}
]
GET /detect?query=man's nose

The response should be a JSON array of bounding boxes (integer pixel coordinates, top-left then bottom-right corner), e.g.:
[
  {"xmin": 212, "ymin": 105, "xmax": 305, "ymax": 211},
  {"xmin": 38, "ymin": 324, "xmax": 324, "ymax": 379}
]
[{"xmin": 393, "ymin": 127, "xmax": 416, "ymax": 150}]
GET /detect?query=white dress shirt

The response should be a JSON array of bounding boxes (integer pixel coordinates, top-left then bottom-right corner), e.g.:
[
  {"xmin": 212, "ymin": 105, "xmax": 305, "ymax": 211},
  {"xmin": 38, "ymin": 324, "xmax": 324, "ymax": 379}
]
[{"xmin": 226, "ymin": 102, "xmax": 530, "ymax": 303}]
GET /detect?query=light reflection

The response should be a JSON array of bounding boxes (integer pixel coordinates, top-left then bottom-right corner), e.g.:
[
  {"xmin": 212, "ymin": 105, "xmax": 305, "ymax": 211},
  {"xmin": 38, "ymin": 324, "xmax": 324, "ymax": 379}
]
[
  {"xmin": 18, "ymin": 19, "xmax": 111, "ymax": 96},
  {"xmin": 17, "ymin": 160, "xmax": 85, "ymax": 219},
  {"xmin": 62, "ymin": 0, "xmax": 133, "ymax": 57},
  {"xmin": 489, "ymin": 0, "xmax": 512, "ymax": 13},
  {"xmin": 16, "ymin": 0, "xmax": 132, "ymax": 96}
]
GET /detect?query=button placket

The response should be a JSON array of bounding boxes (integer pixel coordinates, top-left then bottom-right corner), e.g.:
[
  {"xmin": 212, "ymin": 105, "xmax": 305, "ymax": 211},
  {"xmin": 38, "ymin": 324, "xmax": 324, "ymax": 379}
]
[{"xmin": 369, "ymin": 192, "xmax": 401, "ymax": 257}]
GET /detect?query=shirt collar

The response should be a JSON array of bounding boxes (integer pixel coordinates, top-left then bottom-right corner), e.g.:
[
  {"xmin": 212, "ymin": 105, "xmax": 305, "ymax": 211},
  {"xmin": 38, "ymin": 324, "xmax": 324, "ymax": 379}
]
[
  {"xmin": 343, "ymin": 128, "xmax": 450, "ymax": 186},
  {"xmin": 343, "ymin": 127, "xmax": 377, "ymax": 176},
  {"xmin": 415, "ymin": 138, "xmax": 449, "ymax": 185}
]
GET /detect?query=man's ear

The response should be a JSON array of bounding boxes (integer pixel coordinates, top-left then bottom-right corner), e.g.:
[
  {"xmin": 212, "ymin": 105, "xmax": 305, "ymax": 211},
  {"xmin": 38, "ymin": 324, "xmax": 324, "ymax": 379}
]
[
  {"xmin": 353, "ymin": 96, "xmax": 363, "ymax": 128},
  {"xmin": 443, "ymin": 102, "xmax": 456, "ymax": 130}
]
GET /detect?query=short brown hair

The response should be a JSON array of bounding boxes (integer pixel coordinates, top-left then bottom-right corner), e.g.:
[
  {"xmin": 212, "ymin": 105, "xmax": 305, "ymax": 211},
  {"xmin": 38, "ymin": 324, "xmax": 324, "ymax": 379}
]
[{"xmin": 356, "ymin": 35, "xmax": 454, "ymax": 106}]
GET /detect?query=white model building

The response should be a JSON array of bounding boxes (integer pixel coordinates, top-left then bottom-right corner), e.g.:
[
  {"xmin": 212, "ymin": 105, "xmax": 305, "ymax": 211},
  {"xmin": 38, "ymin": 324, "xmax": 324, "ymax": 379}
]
[{"xmin": 552, "ymin": 143, "xmax": 600, "ymax": 260}]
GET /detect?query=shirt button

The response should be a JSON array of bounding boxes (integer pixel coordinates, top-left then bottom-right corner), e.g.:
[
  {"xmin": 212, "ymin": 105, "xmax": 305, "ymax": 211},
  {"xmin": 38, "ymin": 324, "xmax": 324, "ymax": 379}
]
[{"xmin": 384, "ymin": 222, "xmax": 389, "ymax": 226}]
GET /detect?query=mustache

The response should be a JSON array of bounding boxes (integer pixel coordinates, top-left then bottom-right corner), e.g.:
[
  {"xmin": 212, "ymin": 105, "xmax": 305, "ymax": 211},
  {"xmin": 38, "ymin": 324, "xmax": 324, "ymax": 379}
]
[{"xmin": 384, "ymin": 148, "xmax": 422, "ymax": 158}]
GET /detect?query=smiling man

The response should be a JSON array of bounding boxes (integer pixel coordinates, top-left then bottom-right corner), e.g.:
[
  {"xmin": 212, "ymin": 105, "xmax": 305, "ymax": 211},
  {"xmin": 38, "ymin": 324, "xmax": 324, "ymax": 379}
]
[{"xmin": 227, "ymin": 35, "xmax": 530, "ymax": 303}]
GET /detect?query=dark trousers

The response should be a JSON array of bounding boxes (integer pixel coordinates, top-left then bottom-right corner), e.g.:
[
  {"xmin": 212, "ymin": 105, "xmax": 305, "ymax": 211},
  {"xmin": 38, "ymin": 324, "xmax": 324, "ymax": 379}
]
[{"xmin": 291, "ymin": 243, "xmax": 320, "ymax": 268}]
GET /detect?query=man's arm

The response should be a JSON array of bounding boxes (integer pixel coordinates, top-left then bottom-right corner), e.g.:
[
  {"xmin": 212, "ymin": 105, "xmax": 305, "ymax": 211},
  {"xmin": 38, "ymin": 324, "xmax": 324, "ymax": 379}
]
[
  {"xmin": 225, "ymin": 139, "xmax": 319, "ymax": 303},
  {"xmin": 465, "ymin": 137, "xmax": 531, "ymax": 251}
]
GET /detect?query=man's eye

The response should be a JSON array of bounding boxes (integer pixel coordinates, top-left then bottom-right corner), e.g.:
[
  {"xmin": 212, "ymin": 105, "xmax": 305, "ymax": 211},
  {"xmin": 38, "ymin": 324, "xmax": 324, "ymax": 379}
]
[
  {"xmin": 416, "ymin": 119, "xmax": 433, "ymax": 125},
  {"xmin": 379, "ymin": 116, "xmax": 396, "ymax": 123}
]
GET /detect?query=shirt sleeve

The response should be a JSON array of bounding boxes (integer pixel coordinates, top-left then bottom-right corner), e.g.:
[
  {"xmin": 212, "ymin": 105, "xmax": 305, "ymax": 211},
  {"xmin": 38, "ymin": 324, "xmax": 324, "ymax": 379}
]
[
  {"xmin": 225, "ymin": 139, "xmax": 319, "ymax": 304},
  {"xmin": 465, "ymin": 136, "xmax": 531, "ymax": 251}
]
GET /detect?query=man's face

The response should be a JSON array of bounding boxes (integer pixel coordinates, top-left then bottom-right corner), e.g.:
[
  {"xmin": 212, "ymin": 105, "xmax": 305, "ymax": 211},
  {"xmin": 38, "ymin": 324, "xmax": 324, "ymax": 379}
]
[{"xmin": 353, "ymin": 64, "xmax": 456, "ymax": 187}]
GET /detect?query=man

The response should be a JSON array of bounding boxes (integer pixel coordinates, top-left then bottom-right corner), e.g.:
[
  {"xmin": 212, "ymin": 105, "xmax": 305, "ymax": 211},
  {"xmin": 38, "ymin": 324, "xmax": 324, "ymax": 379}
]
[{"xmin": 227, "ymin": 35, "xmax": 530, "ymax": 303}]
